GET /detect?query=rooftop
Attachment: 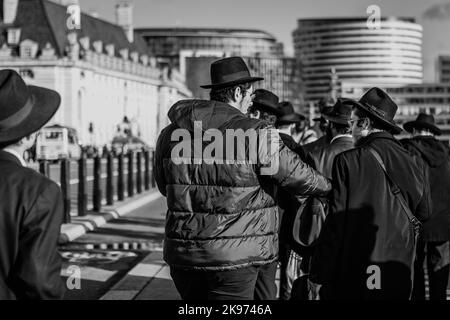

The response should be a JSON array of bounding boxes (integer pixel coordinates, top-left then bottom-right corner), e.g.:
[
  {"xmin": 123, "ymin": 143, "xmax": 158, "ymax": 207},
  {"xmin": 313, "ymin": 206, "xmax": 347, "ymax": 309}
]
[
  {"xmin": 0, "ymin": 0, "xmax": 147, "ymax": 57},
  {"xmin": 135, "ymin": 27, "xmax": 277, "ymax": 40}
]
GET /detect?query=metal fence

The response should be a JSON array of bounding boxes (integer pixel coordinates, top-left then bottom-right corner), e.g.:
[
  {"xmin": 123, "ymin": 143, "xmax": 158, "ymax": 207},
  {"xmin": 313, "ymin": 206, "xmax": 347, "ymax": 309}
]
[{"xmin": 37, "ymin": 150, "xmax": 156, "ymax": 224}]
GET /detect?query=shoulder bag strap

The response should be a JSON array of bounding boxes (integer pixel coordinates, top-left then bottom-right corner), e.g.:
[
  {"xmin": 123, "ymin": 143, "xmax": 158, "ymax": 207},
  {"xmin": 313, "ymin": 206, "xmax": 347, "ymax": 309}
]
[{"xmin": 367, "ymin": 147, "xmax": 419, "ymax": 226}]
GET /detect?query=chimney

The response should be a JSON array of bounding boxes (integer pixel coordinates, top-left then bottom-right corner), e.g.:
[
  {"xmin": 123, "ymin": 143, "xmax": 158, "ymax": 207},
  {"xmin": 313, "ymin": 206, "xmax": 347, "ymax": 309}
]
[
  {"xmin": 115, "ymin": 2, "xmax": 134, "ymax": 43},
  {"xmin": 3, "ymin": 0, "xmax": 19, "ymax": 24}
]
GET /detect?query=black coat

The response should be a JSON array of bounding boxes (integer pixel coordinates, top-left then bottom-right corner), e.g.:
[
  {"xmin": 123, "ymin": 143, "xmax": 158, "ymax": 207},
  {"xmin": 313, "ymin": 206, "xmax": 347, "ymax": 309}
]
[
  {"xmin": 277, "ymin": 133, "xmax": 305, "ymax": 251},
  {"xmin": 310, "ymin": 132, "xmax": 432, "ymax": 299},
  {"xmin": 0, "ymin": 151, "xmax": 65, "ymax": 299},
  {"xmin": 401, "ymin": 136, "xmax": 450, "ymax": 242},
  {"xmin": 154, "ymin": 100, "xmax": 331, "ymax": 271},
  {"xmin": 307, "ymin": 135, "xmax": 354, "ymax": 179},
  {"xmin": 303, "ymin": 135, "xmax": 330, "ymax": 155}
]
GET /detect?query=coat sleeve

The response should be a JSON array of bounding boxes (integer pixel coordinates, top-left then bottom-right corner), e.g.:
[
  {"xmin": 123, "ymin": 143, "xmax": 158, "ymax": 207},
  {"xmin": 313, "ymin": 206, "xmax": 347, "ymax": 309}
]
[
  {"xmin": 257, "ymin": 127, "xmax": 331, "ymax": 199},
  {"xmin": 154, "ymin": 126, "xmax": 172, "ymax": 197},
  {"xmin": 12, "ymin": 181, "xmax": 65, "ymax": 300},
  {"xmin": 310, "ymin": 153, "xmax": 348, "ymax": 285},
  {"xmin": 414, "ymin": 160, "xmax": 433, "ymax": 223}
]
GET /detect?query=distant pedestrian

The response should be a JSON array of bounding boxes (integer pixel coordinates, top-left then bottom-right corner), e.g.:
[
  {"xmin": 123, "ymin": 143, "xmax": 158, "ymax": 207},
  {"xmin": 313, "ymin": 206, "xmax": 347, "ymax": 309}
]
[
  {"xmin": 401, "ymin": 113, "xmax": 450, "ymax": 300},
  {"xmin": 306, "ymin": 98, "xmax": 355, "ymax": 179},
  {"xmin": 0, "ymin": 70, "xmax": 65, "ymax": 299},
  {"xmin": 290, "ymin": 98, "xmax": 355, "ymax": 300},
  {"xmin": 154, "ymin": 57, "xmax": 331, "ymax": 300},
  {"xmin": 275, "ymin": 100, "xmax": 308, "ymax": 300},
  {"xmin": 303, "ymin": 103, "xmax": 333, "ymax": 155},
  {"xmin": 310, "ymin": 87, "xmax": 432, "ymax": 300}
]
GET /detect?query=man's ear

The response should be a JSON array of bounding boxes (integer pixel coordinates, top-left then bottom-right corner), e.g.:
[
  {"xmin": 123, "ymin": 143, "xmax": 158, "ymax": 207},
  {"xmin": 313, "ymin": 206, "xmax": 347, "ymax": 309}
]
[
  {"xmin": 361, "ymin": 117, "xmax": 371, "ymax": 130},
  {"xmin": 234, "ymin": 87, "xmax": 242, "ymax": 102}
]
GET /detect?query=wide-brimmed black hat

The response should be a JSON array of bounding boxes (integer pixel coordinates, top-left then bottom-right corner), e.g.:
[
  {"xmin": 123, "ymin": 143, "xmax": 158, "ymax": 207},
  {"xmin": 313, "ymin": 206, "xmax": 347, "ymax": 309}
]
[
  {"xmin": 0, "ymin": 69, "xmax": 61, "ymax": 143},
  {"xmin": 200, "ymin": 57, "xmax": 264, "ymax": 89},
  {"xmin": 403, "ymin": 113, "xmax": 441, "ymax": 136},
  {"xmin": 323, "ymin": 98, "xmax": 357, "ymax": 125},
  {"xmin": 354, "ymin": 87, "xmax": 402, "ymax": 134},
  {"xmin": 251, "ymin": 89, "xmax": 282, "ymax": 116},
  {"xmin": 276, "ymin": 101, "xmax": 305, "ymax": 125}
]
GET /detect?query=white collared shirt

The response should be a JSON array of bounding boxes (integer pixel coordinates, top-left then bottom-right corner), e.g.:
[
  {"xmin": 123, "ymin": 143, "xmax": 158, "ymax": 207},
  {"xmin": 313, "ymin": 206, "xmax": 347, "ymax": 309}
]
[
  {"xmin": 3, "ymin": 148, "xmax": 27, "ymax": 167},
  {"xmin": 330, "ymin": 134, "xmax": 353, "ymax": 145}
]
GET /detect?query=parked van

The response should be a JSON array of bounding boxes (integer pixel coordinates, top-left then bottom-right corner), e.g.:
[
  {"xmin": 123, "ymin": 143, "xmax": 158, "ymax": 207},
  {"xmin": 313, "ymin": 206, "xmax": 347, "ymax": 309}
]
[{"xmin": 36, "ymin": 124, "xmax": 82, "ymax": 160}]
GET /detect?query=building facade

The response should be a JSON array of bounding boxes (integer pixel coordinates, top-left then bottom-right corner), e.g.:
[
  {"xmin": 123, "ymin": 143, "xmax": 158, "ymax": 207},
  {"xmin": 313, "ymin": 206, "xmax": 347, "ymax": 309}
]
[
  {"xmin": 181, "ymin": 51, "xmax": 300, "ymax": 104},
  {"xmin": 438, "ymin": 55, "xmax": 450, "ymax": 83},
  {"xmin": 341, "ymin": 82, "xmax": 450, "ymax": 144},
  {"xmin": 293, "ymin": 17, "xmax": 424, "ymax": 103},
  {"xmin": 135, "ymin": 27, "xmax": 284, "ymax": 67},
  {"xmin": 0, "ymin": 0, "xmax": 191, "ymax": 148}
]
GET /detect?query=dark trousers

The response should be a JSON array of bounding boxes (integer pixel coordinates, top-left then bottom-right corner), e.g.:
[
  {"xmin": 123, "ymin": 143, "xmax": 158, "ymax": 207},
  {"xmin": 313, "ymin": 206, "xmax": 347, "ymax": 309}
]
[
  {"xmin": 170, "ymin": 262, "xmax": 278, "ymax": 300},
  {"xmin": 412, "ymin": 240, "xmax": 450, "ymax": 300}
]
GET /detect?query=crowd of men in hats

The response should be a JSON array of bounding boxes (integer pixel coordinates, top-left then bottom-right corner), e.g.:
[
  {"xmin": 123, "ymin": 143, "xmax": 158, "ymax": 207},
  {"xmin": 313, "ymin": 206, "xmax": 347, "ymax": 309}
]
[
  {"xmin": 0, "ymin": 54, "xmax": 449, "ymax": 300},
  {"xmin": 155, "ymin": 56, "xmax": 450, "ymax": 301}
]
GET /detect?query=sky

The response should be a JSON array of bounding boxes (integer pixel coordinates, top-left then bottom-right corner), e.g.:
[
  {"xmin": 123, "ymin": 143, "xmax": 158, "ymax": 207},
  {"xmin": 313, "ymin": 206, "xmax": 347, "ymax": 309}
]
[{"xmin": 78, "ymin": 0, "xmax": 450, "ymax": 81}]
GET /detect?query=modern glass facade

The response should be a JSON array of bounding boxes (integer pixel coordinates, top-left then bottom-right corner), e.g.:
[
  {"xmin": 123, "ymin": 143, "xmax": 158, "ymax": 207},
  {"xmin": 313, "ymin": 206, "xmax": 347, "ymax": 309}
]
[
  {"xmin": 135, "ymin": 28, "xmax": 284, "ymax": 67},
  {"xmin": 293, "ymin": 17, "xmax": 424, "ymax": 102}
]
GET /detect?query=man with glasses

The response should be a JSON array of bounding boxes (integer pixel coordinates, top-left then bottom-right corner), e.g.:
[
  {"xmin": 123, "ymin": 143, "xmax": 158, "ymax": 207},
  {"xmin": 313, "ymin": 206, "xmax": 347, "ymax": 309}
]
[
  {"xmin": 310, "ymin": 87, "xmax": 432, "ymax": 300},
  {"xmin": 154, "ymin": 57, "xmax": 331, "ymax": 300}
]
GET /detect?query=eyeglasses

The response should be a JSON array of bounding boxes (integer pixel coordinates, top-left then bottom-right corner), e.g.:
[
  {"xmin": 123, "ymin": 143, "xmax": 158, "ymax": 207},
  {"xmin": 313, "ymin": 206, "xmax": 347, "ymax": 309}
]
[{"xmin": 349, "ymin": 118, "xmax": 367, "ymax": 126}]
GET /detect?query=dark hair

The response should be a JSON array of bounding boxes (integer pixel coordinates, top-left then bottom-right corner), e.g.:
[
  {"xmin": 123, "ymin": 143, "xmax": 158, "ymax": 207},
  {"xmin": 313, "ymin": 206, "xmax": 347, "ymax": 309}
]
[
  {"xmin": 354, "ymin": 108, "xmax": 389, "ymax": 131},
  {"xmin": 0, "ymin": 138, "xmax": 21, "ymax": 150},
  {"xmin": 248, "ymin": 108, "xmax": 277, "ymax": 126},
  {"xmin": 331, "ymin": 121, "xmax": 351, "ymax": 135},
  {"xmin": 210, "ymin": 82, "xmax": 252, "ymax": 103}
]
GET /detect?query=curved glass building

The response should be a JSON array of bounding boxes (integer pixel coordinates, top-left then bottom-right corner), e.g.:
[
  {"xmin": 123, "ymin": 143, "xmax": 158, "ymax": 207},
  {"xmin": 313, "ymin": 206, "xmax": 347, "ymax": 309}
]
[{"xmin": 293, "ymin": 17, "xmax": 423, "ymax": 102}]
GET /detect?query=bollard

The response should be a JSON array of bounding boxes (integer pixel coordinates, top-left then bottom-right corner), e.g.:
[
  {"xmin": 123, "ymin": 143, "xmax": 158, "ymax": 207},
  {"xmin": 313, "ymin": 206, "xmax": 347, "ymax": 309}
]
[
  {"xmin": 106, "ymin": 152, "xmax": 114, "ymax": 205},
  {"xmin": 144, "ymin": 150, "xmax": 150, "ymax": 190},
  {"xmin": 136, "ymin": 151, "xmax": 142, "ymax": 194},
  {"xmin": 93, "ymin": 155, "xmax": 102, "ymax": 211},
  {"xmin": 127, "ymin": 151, "xmax": 134, "ymax": 197},
  {"xmin": 78, "ymin": 155, "xmax": 87, "ymax": 216},
  {"xmin": 151, "ymin": 150, "xmax": 156, "ymax": 188},
  {"xmin": 117, "ymin": 153, "xmax": 124, "ymax": 201},
  {"xmin": 60, "ymin": 159, "xmax": 71, "ymax": 224},
  {"xmin": 38, "ymin": 160, "xmax": 49, "ymax": 177}
]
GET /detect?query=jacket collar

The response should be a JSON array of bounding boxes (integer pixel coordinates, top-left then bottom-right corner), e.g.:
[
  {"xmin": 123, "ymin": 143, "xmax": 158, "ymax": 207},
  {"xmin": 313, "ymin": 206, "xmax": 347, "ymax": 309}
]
[
  {"xmin": 330, "ymin": 134, "xmax": 353, "ymax": 145},
  {"xmin": 355, "ymin": 131, "xmax": 399, "ymax": 148},
  {"xmin": 0, "ymin": 149, "xmax": 23, "ymax": 166}
]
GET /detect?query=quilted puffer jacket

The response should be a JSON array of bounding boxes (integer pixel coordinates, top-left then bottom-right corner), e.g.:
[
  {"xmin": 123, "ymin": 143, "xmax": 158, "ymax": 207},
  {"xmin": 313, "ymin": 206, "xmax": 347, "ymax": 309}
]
[{"xmin": 154, "ymin": 99, "xmax": 331, "ymax": 271}]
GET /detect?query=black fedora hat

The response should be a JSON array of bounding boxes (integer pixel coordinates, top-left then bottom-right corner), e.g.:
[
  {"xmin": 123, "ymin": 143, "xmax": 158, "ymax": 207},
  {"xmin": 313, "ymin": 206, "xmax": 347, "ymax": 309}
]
[
  {"xmin": 313, "ymin": 99, "xmax": 334, "ymax": 122},
  {"xmin": 251, "ymin": 89, "xmax": 282, "ymax": 116},
  {"xmin": 323, "ymin": 98, "xmax": 357, "ymax": 125},
  {"xmin": 276, "ymin": 101, "xmax": 305, "ymax": 125},
  {"xmin": 0, "ymin": 69, "xmax": 61, "ymax": 143},
  {"xmin": 354, "ymin": 87, "xmax": 402, "ymax": 134},
  {"xmin": 200, "ymin": 56, "xmax": 264, "ymax": 89},
  {"xmin": 404, "ymin": 113, "xmax": 441, "ymax": 136}
]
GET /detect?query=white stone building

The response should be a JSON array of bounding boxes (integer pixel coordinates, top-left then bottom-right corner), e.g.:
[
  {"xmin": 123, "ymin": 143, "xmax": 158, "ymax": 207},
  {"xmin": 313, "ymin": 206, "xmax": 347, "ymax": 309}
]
[{"xmin": 0, "ymin": 0, "xmax": 192, "ymax": 147}]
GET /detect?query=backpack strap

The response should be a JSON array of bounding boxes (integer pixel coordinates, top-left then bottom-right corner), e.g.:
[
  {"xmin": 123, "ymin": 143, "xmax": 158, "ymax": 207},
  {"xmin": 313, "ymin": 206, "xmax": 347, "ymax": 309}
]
[{"xmin": 367, "ymin": 147, "xmax": 420, "ymax": 227}]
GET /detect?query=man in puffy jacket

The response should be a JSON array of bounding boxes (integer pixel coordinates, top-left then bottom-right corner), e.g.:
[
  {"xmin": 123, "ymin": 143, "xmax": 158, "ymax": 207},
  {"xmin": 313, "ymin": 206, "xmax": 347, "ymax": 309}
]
[
  {"xmin": 401, "ymin": 113, "xmax": 450, "ymax": 300},
  {"xmin": 154, "ymin": 57, "xmax": 331, "ymax": 300}
]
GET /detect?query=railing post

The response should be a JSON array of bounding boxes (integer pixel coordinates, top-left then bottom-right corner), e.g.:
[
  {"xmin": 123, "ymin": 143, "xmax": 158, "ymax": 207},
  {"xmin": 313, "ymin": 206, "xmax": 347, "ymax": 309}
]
[
  {"xmin": 93, "ymin": 155, "xmax": 102, "ymax": 211},
  {"xmin": 127, "ymin": 151, "xmax": 134, "ymax": 197},
  {"xmin": 39, "ymin": 160, "xmax": 49, "ymax": 177},
  {"xmin": 144, "ymin": 150, "xmax": 150, "ymax": 190},
  {"xmin": 78, "ymin": 155, "xmax": 87, "ymax": 216},
  {"xmin": 136, "ymin": 151, "xmax": 142, "ymax": 194},
  {"xmin": 151, "ymin": 150, "xmax": 156, "ymax": 188},
  {"xmin": 106, "ymin": 152, "xmax": 114, "ymax": 205},
  {"xmin": 60, "ymin": 159, "xmax": 71, "ymax": 224},
  {"xmin": 117, "ymin": 153, "xmax": 125, "ymax": 201}
]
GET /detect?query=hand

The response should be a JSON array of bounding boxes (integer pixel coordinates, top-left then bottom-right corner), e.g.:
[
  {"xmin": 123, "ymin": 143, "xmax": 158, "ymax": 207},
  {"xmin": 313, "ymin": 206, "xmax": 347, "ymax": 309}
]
[{"xmin": 307, "ymin": 279, "xmax": 321, "ymax": 300}]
